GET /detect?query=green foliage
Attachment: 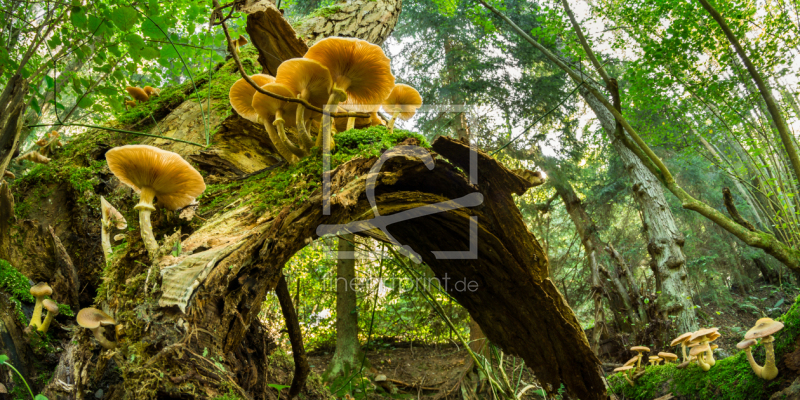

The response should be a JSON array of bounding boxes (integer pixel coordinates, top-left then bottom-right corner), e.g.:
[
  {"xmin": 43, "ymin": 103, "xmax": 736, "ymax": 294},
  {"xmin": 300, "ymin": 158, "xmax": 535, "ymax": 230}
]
[{"xmin": 0, "ymin": 259, "xmax": 34, "ymax": 325}]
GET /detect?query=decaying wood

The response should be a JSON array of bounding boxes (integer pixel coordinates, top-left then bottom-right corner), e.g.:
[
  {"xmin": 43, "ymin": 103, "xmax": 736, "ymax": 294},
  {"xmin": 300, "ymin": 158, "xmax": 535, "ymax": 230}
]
[
  {"xmin": 246, "ymin": 7, "xmax": 309, "ymax": 76},
  {"xmin": 49, "ymin": 225, "xmax": 80, "ymax": 310}
]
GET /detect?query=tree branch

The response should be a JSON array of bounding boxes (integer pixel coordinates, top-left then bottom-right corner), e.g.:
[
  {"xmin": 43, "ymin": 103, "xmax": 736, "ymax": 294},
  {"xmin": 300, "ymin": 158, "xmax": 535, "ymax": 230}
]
[
  {"xmin": 276, "ymin": 274, "xmax": 309, "ymax": 399},
  {"xmin": 722, "ymin": 187, "xmax": 756, "ymax": 231}
]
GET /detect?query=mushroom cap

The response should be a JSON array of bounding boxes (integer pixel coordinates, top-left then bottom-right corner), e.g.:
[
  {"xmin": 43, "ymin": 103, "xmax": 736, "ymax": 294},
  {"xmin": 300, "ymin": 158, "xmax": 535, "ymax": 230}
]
[
  {"xmin": 42, "ymin": 299, "xmax": 59, "ymax": 314},
  {"xmin": 3, "ymin": 170, "xmax": 15, "ymax": 179},
  {"xmin": 670, "ymin": 332, "xmax": 693, "ymax": 346},
  {"xmin": 737, "ymin": 339, "xmax": 757, "ymax": 349},
  {"xmin": 230, "ymin": 75, "xmax": 276, "ymax": 123},
  {"xmin": 745, "ymin": 318, "xmax": 785, "ymax": 340},
  {"xmin": 76, "ymin": 307, "xmax": 115, "ymax": 329},
  {"xmin": 658, "ymin": 352, "xmax": 678, "ymax": 361},
  {"xmin": 710, "ymin": 344, "xmax": 718, "ymax": 350},
  {"xmin": 275, "ymin": 58, "xmax": 332, "ymax": 108},
  {"xmin": 689, "ymin": 342, "xmax": 710, "ymax": 356},
  {"xmin": 687, "ymin": 342, "xmax": 699, "ymax": 348},
  {"xmin": 35, "ymin": 138, "xmax": 48, "ymax": 147},
  {"xmin": 143, "ymin": 86, "xmax": 160, "ymax": 97},
  {"xmin": 105, "ymin": 145, "xmax": 206, "ymax": 211},
  {"xmin": 383, "ymin": 84, "xmax": 423, "ymax": 120},
  {"xmin": 237, "ymin": 35, "xmax": 248, "ymax": 46},
  {"xmin": 49, "ymin": 130, "xmax": 59, "ymax": 139},
  {"xmin": 689, "ymin": 327, "xmax": 719, "ymax": 342},
  {"xmin": 251, "ymin": 83, "xmax": 299, "ymax": 127},
  {"xmin": 304, "ymin": 37, "xmax": 395, "ymax": 107},
  {"xmin": 648, "ymin": 356, "xmax": 660, "ymax": 361},
  {"xmin": 30, "ymin": 282, "xmax": 52, "ymax": 298},
  {"xmin": 126, "ymin": 86, "xmax": 149, "ymax": 102},
  {"xmin": 613, "ymin": 365, "xmax": 634, "ymax": 373},
  {"xmin": 706, "ymin": 332, "xmax": 721, "ymax": 342},
  {"xmin": 100, "ymin": 197, "xmax": 127, "ymax": 230},
  {"xmin": 631, "ymin": 346, "xmax": 650, "ymax": 353},
  {"xmin": 623, "ymin": 356, "xmax": 638, "ymax": 366}
]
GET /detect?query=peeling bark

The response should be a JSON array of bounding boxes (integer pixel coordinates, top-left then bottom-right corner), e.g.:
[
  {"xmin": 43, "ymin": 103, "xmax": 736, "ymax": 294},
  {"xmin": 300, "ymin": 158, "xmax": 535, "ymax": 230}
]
[{"xmin": 294, "ymin": 0, "xmax": 403, "ymax": 46}]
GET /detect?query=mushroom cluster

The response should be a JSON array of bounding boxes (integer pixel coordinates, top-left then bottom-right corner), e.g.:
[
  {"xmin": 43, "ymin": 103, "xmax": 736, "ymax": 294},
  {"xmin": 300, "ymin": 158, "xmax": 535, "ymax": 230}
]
[
  {"xmin": 613, "ymin": 345, "xmax": 678, "ymax": 386},
  {"xmin": 28, "ymin": 282, "xmax": 60, "ymax": 334},
  {"xmin": 737, "ymin": 317, "xmax": 784, "ymax": 380},
  {"xmin": 105, "ymin": 145, "xmax": 205, "ymax": 259},
  {"xmin": 228, "ymin": 36, "xmax": 422, "ymax": 164},
  {"xmin": 669, "ymin": 327, "xmax": 722, "ymax": 371},
  {"xmin": 125, "ymin": 85, "xmax": 160, "ymax": 109},
  {"xmin": 77, "ymin": 307, "xmax": 117, "ymax": 350},
  {"xmin": 100, "ymin": 196, "xmax": 127, "ymax": 262}
]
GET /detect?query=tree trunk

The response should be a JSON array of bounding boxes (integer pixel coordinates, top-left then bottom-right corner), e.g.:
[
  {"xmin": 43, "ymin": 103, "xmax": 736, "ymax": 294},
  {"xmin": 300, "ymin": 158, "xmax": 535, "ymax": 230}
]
[
  {"xmin": 579, "ymin": 86, "xmax": 698, "ymax": 334},
  {"xmin": 0, "ymin": 74, "xmax": 28, "ymax": 179},
  {"xmin": 293, "ymin": 0, "xmax": 403, "ymax": 46},
  {"xmin": 325, "ymin": 233, "xmax": 363, "ymax": 382}
]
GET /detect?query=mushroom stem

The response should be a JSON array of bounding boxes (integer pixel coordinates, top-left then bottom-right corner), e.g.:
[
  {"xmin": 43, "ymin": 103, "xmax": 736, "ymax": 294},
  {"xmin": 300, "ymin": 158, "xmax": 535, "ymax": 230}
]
[
  {"xmin": 387, "ymin": 110, "xmax": 401, "ymax": 134},
  {"xmin": 681, "ymin": 343, "xmax": 687, "ymax": 362},
  {"xmin": 30, "ymin": 298, "xmax": 44, "ymax": 328},
  {"xmin": 635, "ymin": 353, "xmax": 643, "ymax": 371},
  {"xmin": 762, "ymin": 336, "xmax": 779, "ymax": 380},
  {"xmin": 346, "ymin": 117, "xmax": 355, "ymax": 131},
  {"xmin": 743, "ymin": 346, "xmax": 764, "ymax": 378},
  {"xmin": 138, "ymin": 209, "xmax": 159, "ymax": 259},
  {"xmin": 295, "ymin": 99, "xmax": 314, "ymax": 151},
  {"xmin": 696, "ymin": 352, "xmax": 711, "ymax": 372},
  {"xmin": 319, "ymin": 91, "xmax": 345, "ymax": 151},
  {"xmin": 624, "ymin": 370, "xmax": 634, "ymax": 387},
  {"xmin": 91, "ymin": 327, "xmax": 117, "ymax": 350},
  {"xmin": 704, "ymin": 341, "xmax": 716, "ymax": 367},
  {"xmin": 273, "ymin": 110, "xmax": 307, "ymax": 158},
  {"xmin": 263, "ymin": 119, "xmax": 299, "ymax": 164},
  {"xmin": 39, "ymin": 310, "xmax": 56, "ymax": 332}
]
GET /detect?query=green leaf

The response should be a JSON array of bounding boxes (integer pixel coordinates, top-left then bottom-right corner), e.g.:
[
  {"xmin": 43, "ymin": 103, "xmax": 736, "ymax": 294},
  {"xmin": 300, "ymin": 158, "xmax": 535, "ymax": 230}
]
[
  {"xmin": 108, "ymin": 45, "xmax": 122, "ymax": 57},
  {"xmin": 88, "ymin": 15, "xmax": 108, "ymax": 35},
  {"xmin": 141, "ymin": 15, "xmax": 167, "ymax": 39},
  {"xmin": 140, "ymin": 46, "xmax": 160, "ymax": 60},
  {"xmin": 70, "ymin": 6, "xmax": 88, "ymax": 29},
  {"xmin": 44, "ymin": 75, "xmax": 54, "ymax": 89},
  {"xmin": 0, "ymin": 354, "xmax": 8, "ymax": 363},
  {"xmin": 35, "ymin": 395, "xmax": 49, "ymax": 400},
  {"xmin": 268, "ymin": 384, "xmax": 291, "ymax": 393},
  {"xmin": 110, "ymin": 6, "xmax": 138, "ymax": 31},
  {"xmin": 77, "ymin": 95, "xmax": 94, "ymax": 109}
]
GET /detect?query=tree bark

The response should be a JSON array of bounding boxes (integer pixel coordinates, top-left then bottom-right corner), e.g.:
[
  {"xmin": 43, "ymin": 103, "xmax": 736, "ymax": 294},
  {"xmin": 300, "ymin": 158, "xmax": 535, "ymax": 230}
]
[
  {"xmin": 293, "ymin": 0, "xmax": 403, "ymax": 46},
  {"xmin": 325, "ymin": 233, "xmax": 363, "ymax": 381},
  {"xmin": 0, "ymin": 74, "xmax": 28, "ymax": 179}
]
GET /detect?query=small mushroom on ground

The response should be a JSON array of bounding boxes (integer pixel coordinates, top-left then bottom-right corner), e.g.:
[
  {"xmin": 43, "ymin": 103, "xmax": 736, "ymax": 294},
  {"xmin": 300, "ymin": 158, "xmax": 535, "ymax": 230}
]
[
  {"xmin": 100, "ymin": 197, "xmax": 127, "ymax": 262},
  {"xmin": 737, "ymin": 339, "xmax": 762, "ymax": 378},
  {"xmin": 18, "ymin": 151, "xmax": 50, "ymax": 164},
  {"xmin": 648, "ymin": 356, "xmax": 661, "ymax": 366},
  {"xmin": 124, "ymin": 100, "xmax": 137, "ymax": 110},
  {"xmin": 126, "ymin": 86, "xmax": 149, "ymax": 103},
  {"xmin": 143, "ymin": 86, "xmax": 160, "ymax": 98},
  {"xmin": 229, "ymin": 74, "xmax": 275, "ymax": 123},
  {"xmin": 658, "ymin": 352, "xmax": 678, "ymax": 364},
  {"xmin": 35, "ymin": 137, "xmax": 48, "ymax": 147},
  {"xmin": 689, "ymin": 342, "xmax": 712, "ymax": 371},
  {"xmin": 39, "ymin": 299, "xmax": 59, "ymax": 332},
  {"xmin": 689, "ymin": 327, "xmax": 720, "ymax": 367},
  {"xmin": 613, "ymin": 365, "xmax": 635, "ymax": 386},
  {"xmin": 3, "ymin": 170, "xmax": 14, "ymax": 179},
  {"xmin": 670, "ymin": 331, "xmax": 693, "ymax": 362},
  {"xmin": 77, "ymin": 308, "xmax": 117, "ymax": 349},
  {"xmin": 382, "ymin": 84, "xmax": 423, "ymax": 134},
  {"xmin": 743, "ymin": 318, "xmax": 785, "ymax": 380},
  {"xmin": 105, "ymin": 145, "xmax": 206, "ymax": 258},
  {"xmin": 630, "ymin": 346, "xmax": 650, "ymax": 370},
  {"xmin": 114, "ymin": 234, "xmax": 126, "ymax": 242},
  {"xmin": 29, "ymin": 282, "xmax": 52, "ymax": 328}
]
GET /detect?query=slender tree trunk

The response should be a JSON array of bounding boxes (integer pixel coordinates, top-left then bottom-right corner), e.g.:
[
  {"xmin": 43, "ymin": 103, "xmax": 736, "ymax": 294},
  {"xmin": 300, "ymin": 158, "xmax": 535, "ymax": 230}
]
[
  {"xmin": 579, "ymin": 87, "xmax": 698, "ymax": 333},
  {"xmin": 325, "ymin": 233, "xmax": 363, "ymax": 382}
]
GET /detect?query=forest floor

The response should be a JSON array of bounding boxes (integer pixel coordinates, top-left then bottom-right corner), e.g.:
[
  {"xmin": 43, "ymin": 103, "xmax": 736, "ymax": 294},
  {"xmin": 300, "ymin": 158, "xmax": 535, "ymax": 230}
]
[
  {"xmin": 308, "ymin": 341, "xmax": 543, "ymax": 399},
  {"xmin": 301, "ymin": 281, "xmax": 799, "ymax": 400}
]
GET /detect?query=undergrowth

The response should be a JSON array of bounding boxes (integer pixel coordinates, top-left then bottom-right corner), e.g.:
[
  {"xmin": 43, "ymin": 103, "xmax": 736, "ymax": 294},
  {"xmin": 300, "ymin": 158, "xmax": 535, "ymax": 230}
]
[{"xmin": 608, "ymin": 294, "xmax": 800, "ymax": 399}]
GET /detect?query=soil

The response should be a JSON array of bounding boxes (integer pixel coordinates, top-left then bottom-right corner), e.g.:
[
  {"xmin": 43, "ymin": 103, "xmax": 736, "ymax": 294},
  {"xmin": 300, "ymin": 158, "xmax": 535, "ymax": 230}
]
[{"xmin": 308, "ymin": 341, "xmax": 544, "ymax": 399}]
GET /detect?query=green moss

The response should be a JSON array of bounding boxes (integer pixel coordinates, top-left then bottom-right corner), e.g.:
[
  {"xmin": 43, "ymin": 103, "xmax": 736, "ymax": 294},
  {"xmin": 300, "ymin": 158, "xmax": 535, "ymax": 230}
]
[
  {"xmin": 198, "ymin": 126, "xmax": 430, "ymax": 217},
  {"xmin": 0, "ymin": 259, "xmax": 33, "ymax": 325},
  {"xmin": 609, "ymin": 294, "xmax": 800, "ymax": 399}
]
